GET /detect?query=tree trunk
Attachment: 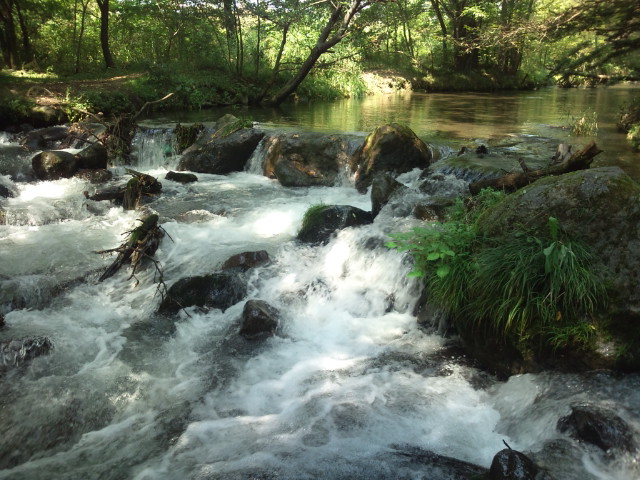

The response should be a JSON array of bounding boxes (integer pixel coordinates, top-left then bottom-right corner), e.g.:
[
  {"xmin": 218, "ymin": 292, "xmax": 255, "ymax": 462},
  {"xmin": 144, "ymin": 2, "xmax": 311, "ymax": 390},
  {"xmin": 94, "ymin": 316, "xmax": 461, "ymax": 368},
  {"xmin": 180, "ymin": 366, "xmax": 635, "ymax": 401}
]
[
  {"xmin": 97, "ymin": 0, "xmax": 115, "ymax": 68},
  {"xmin": 265, "ymin": 0, "xmax": 366, "ymax": 106},
  {"xmin": 0, "ymin": 0, "xmax": 18, "ymax": 68},
  {"xmin": 468, "ymin": 141, "xmax": 603, "ymax": 195}
]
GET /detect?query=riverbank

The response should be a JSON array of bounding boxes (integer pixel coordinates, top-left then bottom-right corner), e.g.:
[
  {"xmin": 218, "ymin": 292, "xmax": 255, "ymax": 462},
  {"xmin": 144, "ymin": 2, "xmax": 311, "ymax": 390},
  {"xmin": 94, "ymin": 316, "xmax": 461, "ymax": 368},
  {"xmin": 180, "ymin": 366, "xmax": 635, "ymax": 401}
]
[{"xmin": 0, "ymin": 66, "xmax": 550, "ymax": 130}]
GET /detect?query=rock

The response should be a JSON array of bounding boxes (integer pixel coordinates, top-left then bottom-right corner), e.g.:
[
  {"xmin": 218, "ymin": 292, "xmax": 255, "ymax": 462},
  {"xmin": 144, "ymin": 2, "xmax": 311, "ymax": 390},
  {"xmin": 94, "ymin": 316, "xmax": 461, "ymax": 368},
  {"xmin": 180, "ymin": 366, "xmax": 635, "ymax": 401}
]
[
  {"xmin": 75, "ymin": 142, "xmax": 108, "ymax": 170},
  {"xmin": 297, "ymin": 205, "xmax": 374, "ymax": 245},
  {"xmin": 31, "ymin": 150, "xmax": 79, "ymax": 180},
  {"xmin": 262, "ymin": 133, "xmax": 359, "ymax": 187},
  {"xmin": 351, "ymin": 123, "xmax": 434, "ymax": 193},
  {"xmin": 158, "ymin": 272, "xmax": 247, "ymax": 314},
  {"xmin": 165, "ymin": 171, "xmax": 198, "ymax": 183},
  {"xmin": 0, "ymin": 336, "xmax": 54, "ymax": 368},
  {"xmin": 239, "ymin": 299, "xmax": 280, "ymax": 338},
  {"xmin": 221, "ymin": 250, "xmax": 270, "ymax": 271},
  {"xmin": 489, "ymin": 447, "xmax": 540, "ymax": 480},
  {"xmin": 22, "ymin": 126, "xmax": 70, "ymax": 151},
  {"xmin": 391, "ymin": 445, "xmax": 488, "ymax": 478},
  {"xmin": 30, "ymin": 105, "xmax": 68, "ymax": 128},
  {"xmin": 371, "ymin": 173, "xmax": 406, "ymax": 217},
  {"xmin": 478, "ymin": 167, "xmax": 640, "ymax": 318},
  {"xmin": 76, "ymin": 169, "xmax": 113, "ymax": 184},
  {"xmin": 177, "ymin": 128, "xmax": 264, "ymax": 174},
  {"xmin": 557, "ymin": 404, "xmax": 636, "ymax": 453}
]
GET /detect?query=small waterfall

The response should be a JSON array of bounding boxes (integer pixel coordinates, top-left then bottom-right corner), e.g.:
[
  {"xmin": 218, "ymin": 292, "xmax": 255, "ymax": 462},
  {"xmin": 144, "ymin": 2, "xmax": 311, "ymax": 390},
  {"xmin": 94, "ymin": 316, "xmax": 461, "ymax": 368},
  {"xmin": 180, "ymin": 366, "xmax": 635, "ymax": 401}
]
[
  {"xmin": 244, "ymin": 136, "xmax": 268, "ymax": 175},
  {"xmin": 130, "ymin": 128, "xmax": 177, "ymax": 169}
]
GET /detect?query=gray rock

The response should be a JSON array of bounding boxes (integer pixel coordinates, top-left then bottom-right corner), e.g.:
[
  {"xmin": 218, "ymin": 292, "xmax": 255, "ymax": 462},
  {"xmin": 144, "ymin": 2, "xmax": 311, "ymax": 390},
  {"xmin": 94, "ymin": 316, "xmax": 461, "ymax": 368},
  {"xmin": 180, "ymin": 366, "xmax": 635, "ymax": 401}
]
[
  {"xmin": 158, "ymin": 272, "xmax": 247, "ymax": 314},
  {"xmin": 31, "ymin": 150, "xmax": 79, "ymax": 180}
]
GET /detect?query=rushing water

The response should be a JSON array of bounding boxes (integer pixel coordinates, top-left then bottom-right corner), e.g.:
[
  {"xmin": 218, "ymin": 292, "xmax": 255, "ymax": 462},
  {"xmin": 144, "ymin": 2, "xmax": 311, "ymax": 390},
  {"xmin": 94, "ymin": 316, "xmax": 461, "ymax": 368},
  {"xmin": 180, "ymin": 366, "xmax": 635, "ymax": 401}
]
[{"xmin": 1, "ymin": 88, "xmax": 640, "ymax": 479}]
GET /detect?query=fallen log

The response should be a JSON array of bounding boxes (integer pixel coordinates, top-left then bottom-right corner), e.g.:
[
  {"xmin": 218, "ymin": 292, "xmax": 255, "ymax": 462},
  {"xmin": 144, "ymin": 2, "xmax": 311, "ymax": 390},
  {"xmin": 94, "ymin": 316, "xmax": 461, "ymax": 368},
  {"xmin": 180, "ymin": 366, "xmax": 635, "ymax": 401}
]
[
  {"xmin": 469, "ymin": 141, "xmax": 602, "ymax": 195},
  {"xmin": 84, "ymin": 169, "xmax": 162, "ymax": 209}
]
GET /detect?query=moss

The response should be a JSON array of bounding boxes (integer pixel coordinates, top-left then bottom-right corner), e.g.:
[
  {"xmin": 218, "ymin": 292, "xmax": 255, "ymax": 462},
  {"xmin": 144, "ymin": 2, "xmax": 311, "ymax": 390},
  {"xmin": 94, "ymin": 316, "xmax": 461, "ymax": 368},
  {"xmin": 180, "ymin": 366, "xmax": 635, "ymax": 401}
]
[{"xmin": 300, "ymin": 203, "xmax": 328, "ymax": 233}]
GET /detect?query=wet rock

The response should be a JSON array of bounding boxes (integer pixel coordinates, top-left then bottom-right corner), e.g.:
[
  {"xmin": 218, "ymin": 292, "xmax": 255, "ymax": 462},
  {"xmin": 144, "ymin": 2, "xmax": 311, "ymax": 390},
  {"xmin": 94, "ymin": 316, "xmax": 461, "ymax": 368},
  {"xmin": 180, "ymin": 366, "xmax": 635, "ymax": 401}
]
[
  {"xmin": 476, "ymin": 166, "xmax": 640, "ymax": 371},
  {"xmin": 31, "ymin": 150, "xmax": 79, "ymax": 180},
  {"xmin": 0, "ymin": 336, "xmax": 54, "ymax": 368},
  {"xmin": 22, "ymin": 125, "xmax": 70, "ymax": 151},
  {"xmin": 165, "ymin": 171, "xmax": 198, "ymax": 183},
  {"xmin": 489, "ymin": 447, "xmax": 546, "ymax": 480},
  {"xmin": 351, "ymin": 123, "xmax": 434, "ymax": 193},
  {"xmin": 239, "ymin": 299, "xmax": 280, "ymax": 338},
  {"xmin": 371, "ymin": 173, "xmax": 406, "ymax": 217},
  {"xmin": 75, "ymin": 142, "xmax": 108, "ymax": 170},
  {"xmin": 262, "ymin": 132, "xmax": 359, "ymax": 187},
  {"xmin": 177, "ymin": 119, "xmax": 264, "ymax": 174},
  {"xmin": 297, "ymin": 205, "xmax": 373, "ymax": 245},
  {"xmin": 158, "ymin": 272, "xmax": 247, "ymax": 314},
  {"xmin": 221, "ymin": 250, "xmax": 270, "ymax": 271},
  {"xmin": 76, "ymin": 168, "xmax": 113, "ymax": 184},
  {"xmin": 557, "ymin": 404, "xmax": 636, "ymax": 453},
  {"xmin": 413, "ymin": 197, "xmax": 455, "ymax": 221},
  {"xmin": 391, "ymin": 445, "xmax": 488, "ymax": 478}
]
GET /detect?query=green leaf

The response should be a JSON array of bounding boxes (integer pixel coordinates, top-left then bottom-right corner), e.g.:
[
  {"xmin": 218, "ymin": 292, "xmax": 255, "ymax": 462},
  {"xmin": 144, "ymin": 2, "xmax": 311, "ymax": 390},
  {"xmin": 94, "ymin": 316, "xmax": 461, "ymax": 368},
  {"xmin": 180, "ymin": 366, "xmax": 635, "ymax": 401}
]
[
  {"xmin": 436, "ymin": 265, "xmax": 451, "ymax": 278},
  {"xmin": 426, "ymin": 252, "xmax": 441, "ymax": 261}
]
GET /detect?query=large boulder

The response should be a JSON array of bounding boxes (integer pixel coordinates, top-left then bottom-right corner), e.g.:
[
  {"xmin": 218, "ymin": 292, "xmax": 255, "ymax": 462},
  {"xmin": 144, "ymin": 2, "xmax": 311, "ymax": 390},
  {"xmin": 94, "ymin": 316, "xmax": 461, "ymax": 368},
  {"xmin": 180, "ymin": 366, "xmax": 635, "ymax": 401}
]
[
  {"xmin": 177, "ymin": 115, "xmax": 264, "ymax": 174},
  {"xmin": 158, "ymin": 272, "xmax": 247, "ymax": 314},
  {"xmin": 557, "ymin": 404, "xmax": 636, "ymax": 453},
  {"xmin": 473, "ymin": 166, "xmax": 640, "ymax": 372},
  {"xmin": 262, "ymin": 133, "xmax": 360, "ymax": 187},
  {"xmin": 22, "ymin": 126, "xmax": 70, "ymax": 151},
  {"xmin": 297, "ymin": 205, "xmax": 373, "ymax": 245},
  {"xmin": 478, "ymin": 167, "xmax": 640, "ymax": 315},
  {"xmin": 351, "ymin": 123, "xmax": 434, "ymax": 193},
  {"xmin": 31, "ymin": 150, "xmax": 79, "ymax": 180}
]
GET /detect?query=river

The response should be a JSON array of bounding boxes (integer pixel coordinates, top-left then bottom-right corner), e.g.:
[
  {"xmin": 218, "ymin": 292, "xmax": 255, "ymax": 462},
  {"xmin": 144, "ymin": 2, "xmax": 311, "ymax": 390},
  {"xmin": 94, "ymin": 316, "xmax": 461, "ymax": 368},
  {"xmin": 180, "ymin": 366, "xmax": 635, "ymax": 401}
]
[{"xmin": 0, "ymin": 86, "xmax": 639, "ymax": 479}]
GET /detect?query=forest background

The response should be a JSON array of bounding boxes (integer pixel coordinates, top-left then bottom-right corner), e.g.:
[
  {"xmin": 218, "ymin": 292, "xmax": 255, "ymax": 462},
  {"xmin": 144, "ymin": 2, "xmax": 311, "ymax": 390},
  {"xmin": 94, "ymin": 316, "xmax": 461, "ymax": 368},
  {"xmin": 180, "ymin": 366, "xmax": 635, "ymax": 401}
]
[{"xmin": 0, "ymin": 0, "xmax": 638, "ymax": 117}]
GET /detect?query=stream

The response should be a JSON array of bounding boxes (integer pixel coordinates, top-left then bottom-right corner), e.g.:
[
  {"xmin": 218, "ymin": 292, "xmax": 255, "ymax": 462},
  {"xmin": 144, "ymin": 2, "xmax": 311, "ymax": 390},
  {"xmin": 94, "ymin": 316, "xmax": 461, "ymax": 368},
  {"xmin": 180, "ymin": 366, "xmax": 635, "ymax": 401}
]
[{"xmin": 1, "ymin": 86, "xmax": 640, "ymax": 479}]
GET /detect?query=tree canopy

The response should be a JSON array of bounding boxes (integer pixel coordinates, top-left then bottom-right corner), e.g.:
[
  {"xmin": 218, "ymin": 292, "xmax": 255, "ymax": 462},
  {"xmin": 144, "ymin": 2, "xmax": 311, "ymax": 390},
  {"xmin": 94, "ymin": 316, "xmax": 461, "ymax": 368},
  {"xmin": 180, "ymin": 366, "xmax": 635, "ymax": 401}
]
[{"xmin": 1, "ymin": 0, "xmax": 638, "ymax": 105}]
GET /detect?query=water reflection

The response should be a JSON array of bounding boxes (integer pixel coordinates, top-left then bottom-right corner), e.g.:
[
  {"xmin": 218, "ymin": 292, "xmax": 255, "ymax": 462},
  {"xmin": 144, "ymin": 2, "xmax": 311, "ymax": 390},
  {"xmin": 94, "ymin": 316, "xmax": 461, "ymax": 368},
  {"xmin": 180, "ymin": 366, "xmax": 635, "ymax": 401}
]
[{"xmin": 142, "ymin": 85, "xmax": 640, "ymax": 178}]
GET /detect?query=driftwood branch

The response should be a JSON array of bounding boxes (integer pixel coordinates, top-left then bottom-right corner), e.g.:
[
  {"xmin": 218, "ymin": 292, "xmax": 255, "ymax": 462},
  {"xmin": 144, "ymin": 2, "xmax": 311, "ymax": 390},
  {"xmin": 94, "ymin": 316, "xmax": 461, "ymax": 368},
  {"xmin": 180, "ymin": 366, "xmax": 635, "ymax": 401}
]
[
  {"xmin": 469, "ymin": 141, "xmax": 602, "ymax": 195},
  {"xmin": 132, "ymin": 93, "xmax": 174, "ymax": 120}
]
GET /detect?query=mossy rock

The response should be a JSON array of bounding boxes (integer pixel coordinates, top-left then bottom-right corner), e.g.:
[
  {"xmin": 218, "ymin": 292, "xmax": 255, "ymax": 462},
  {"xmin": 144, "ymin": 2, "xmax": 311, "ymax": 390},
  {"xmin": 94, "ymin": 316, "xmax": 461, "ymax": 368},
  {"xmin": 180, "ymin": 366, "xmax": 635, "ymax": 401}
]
[
  {"xmin": 351, "ymin": 123, "xmax": 434, "ymax": 193},
  {"xmin": 471, "ymin": 166, "xmax": 640, "ymax": 372}
]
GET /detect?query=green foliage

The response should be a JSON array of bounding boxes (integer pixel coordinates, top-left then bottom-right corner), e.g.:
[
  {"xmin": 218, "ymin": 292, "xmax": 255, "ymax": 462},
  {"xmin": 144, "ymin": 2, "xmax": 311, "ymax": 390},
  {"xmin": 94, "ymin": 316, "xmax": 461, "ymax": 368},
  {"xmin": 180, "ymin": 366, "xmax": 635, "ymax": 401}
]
[
  {"xmin": 628, "ymin": 125, "xmax": 640, "ymax": 152},
  {"xmin": 0, "ymin": 97, "xmax": 35, "ymax": 126},
  {"xmin": 388, "ymin": 193, "xmax": 608, "ymax": 351}
]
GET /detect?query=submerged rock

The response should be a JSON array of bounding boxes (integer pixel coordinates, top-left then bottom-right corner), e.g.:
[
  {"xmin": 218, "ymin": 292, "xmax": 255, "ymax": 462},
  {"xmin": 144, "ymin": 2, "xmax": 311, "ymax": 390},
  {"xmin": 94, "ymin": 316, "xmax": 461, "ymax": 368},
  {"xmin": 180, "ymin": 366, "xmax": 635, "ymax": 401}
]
[
  {"xmin": 557, "ymin": 404, "xmax": 636, "ymax": 453},
  {"xmin": 297, "ymin": 205, "xmax": 373, "ymax": 245},
  {"xmin": 239, "ymin": 299, "xmax": 280, "ymax": 339},
  {"xmin": 0, "ymin": 336, "xmax": 54, "ymax": 368},
  {"xmin": 165, "ymin": 171, "xmax": 198, "ymax": 183},
  {"xmin": 370, "ymin": 173, "xmax": 406, "ymax": 217},
  {"xmin": 158, "ymin": 272, "xmax": 247, "ymax": 314},
  {"xmin": 351, "ymin": 123, "xmax": 434, "ymax": 193},
  {"xmin": 221, "ymin": 250, "xmax": 270, "ymax": 271}
]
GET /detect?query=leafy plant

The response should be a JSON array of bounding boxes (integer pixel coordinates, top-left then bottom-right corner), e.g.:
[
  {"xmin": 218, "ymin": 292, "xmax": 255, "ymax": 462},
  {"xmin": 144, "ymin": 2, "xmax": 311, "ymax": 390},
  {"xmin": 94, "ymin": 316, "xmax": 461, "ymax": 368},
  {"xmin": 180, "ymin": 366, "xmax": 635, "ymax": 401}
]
[
  {"xmin": 567, "ymin": 110, "xmax": 598, "ymax": 136},
  {"xmin": 388, "ymin": 194, "xmax": 608, "ymax": 351}
]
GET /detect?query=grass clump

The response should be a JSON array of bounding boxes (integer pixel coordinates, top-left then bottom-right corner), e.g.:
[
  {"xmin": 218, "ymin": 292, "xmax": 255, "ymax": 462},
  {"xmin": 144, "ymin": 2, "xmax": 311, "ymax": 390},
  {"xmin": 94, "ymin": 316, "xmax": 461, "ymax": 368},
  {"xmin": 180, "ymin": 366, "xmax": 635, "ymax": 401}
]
[
  {"xmin": 566, "ymin": 110, "xmax": 598, "ymax": 136},
  {"xmin": 387, "ymin": 191, "xmax": 608, "ymax": 351}
]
